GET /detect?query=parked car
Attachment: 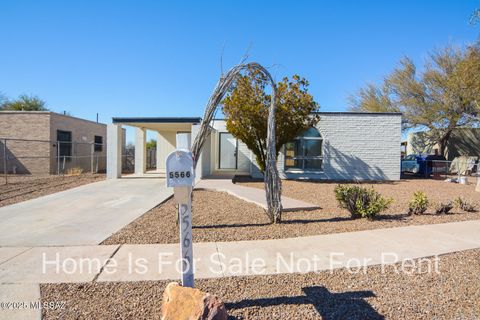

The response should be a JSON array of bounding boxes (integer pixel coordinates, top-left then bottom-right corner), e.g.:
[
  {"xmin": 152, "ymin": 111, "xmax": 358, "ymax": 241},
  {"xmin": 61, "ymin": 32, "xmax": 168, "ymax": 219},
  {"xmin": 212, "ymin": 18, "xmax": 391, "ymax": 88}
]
[
  {"xmin": 401, "ymin": 154, "xmax": 422, "ymax": 173},
  {"xmin": 401, "ymin": 154, "xmax": 448, "ymax": 176}
]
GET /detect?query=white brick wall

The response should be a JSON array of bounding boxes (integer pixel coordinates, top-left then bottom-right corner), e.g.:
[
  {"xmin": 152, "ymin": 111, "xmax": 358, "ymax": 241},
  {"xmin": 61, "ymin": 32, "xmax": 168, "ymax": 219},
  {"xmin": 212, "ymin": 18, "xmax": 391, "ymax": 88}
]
[
  {"xmin": 250, "ymin": 113, "xmax": 402, "ymax": 181},
  {"xmin": 210, "ymin": 113, "xmax": 401, "ymax": 181}
]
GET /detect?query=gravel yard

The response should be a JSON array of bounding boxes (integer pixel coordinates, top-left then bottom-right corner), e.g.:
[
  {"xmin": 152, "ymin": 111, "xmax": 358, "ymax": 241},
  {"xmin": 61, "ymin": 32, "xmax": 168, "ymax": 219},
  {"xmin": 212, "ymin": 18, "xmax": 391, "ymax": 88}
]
[
  {"xmin": 0, "ymin": 174, "xmax": 105, "ymax": 207},
  {"xmin": 41, "ymin": 248, "xmax": 480, "ymax": 319},
  {"xmin": 239, "ymin": 178, "xmax": 480, "ymax": 217},
  {"xmin": 102, "ymin": 179, "xmax": 480, "ymax": 244}
]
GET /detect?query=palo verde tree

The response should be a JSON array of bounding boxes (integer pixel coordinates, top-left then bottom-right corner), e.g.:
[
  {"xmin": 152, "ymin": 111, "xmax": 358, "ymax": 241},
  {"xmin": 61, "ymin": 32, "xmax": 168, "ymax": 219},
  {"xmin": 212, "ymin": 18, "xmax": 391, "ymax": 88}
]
[
  {"xmin": 350, "ymin": 43, "xmax": 480, "ymax": 156},
  {"xmin": 0, "ymin": 94, "xmax": 48, "ymax": 111},
  {"xmin": 223, "ymin": 68, "xmax": 320, "ymax": 172}
]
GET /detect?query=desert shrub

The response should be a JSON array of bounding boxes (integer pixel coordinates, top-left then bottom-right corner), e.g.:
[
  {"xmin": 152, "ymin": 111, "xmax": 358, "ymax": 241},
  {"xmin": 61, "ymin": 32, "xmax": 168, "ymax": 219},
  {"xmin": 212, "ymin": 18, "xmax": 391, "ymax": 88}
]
[
  {"xmin": 454, "ymin": 197, "xmax": 478, "ymax": 212},
  {"xmin": 408, "ymin": 191, "xmax": 429, "ymax": 215},
  {"xmin": 434, "ymin": 201, "xmax": 454, "ymax": 215},
  {"xmin": 334, "ymin": 185, "xmax": 392, "ymax": 219},
  {"xmin": 66, "ymin": 167, "xmax": 83, "ymax": 176}
]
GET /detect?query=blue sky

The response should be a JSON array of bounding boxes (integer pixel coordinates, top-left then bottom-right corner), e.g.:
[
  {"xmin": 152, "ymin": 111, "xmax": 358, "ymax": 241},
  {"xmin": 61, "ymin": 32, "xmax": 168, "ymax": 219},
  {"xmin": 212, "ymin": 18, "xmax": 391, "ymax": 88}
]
[{"xmin": 1, "ymin": 1, "xmax": 479, "ymax": 142}]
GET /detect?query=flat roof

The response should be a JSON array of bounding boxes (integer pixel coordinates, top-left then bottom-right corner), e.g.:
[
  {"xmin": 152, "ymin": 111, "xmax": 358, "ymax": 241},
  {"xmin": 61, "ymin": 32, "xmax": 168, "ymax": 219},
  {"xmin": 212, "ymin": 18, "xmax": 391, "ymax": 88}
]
[
  {"xmin": 112, "ymin": 112, "xmax": 402, "ymax": 125},
  {"xmin": 0, "ymin": 110, "xmax": 106, "ymax": 126},
  {"xmin": 112, "ymin": 117, "xmax": 202, "ymax": 124},
  {"xmin": 312, "ymin": 111, "xmax": 402, "ymax": 116}
]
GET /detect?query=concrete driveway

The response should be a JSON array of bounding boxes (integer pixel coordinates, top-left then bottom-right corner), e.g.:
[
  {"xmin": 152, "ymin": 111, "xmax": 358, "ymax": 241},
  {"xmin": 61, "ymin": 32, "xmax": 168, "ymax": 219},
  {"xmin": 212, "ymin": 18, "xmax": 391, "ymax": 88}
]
[{"xmin": 0, "ymin": 178, "xmax": 172, "ymax": 246}]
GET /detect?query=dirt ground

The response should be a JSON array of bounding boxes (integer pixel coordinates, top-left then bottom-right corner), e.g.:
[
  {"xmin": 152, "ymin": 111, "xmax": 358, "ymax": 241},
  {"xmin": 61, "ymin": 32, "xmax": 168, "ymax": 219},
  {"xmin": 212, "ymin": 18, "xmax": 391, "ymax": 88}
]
[
  {"xmin": 41, "ymin": 249, "xmax": 480, "ymax": 319},
  {"xmin": 0, "ymin": 174, "xmax": 105, "ymax": 207},
  {"xmin": 102, "ymin": 179, "xmax": 480, "ymax": 245}
]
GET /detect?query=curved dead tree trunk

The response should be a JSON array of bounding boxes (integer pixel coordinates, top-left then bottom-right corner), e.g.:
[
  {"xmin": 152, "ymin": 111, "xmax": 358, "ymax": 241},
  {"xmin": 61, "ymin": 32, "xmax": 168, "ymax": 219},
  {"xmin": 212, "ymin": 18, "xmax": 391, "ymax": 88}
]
[{"xmin": 191, "ymin": 62, "xmax": 283, "ymax": 223}]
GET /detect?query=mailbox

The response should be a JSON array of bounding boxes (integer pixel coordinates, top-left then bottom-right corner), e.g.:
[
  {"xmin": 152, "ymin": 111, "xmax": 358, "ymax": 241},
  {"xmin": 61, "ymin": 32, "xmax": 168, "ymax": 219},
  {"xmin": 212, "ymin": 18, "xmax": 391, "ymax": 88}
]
[
  {"xmin": 165, "ymin": 149, "xmax": 195, "ymax": 287},
  {"xmin": 166, "ymin": 150, "xmax": 195, "ymax": 188}
]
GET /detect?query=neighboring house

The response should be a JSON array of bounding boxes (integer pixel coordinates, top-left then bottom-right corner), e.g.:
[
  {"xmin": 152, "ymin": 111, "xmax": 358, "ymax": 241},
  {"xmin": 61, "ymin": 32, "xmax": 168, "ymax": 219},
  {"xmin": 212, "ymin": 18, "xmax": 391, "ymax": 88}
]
[
  {"xmin": 108, "ymin": 112, "xmax": 402, "ymax": 181},
  {"xmin": 407, "ymin": 128, "xmax": 480, "ymax": 161},
  {"xmin": 0, "ymin": 111, "xmax": 119, "ymax": 174}
]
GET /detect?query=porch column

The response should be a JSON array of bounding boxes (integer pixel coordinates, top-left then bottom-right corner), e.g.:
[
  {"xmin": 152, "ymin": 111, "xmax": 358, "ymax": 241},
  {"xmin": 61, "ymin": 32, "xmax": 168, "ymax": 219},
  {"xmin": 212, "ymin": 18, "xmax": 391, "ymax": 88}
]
[
  {"xmin": 135, "ymin": 127, "xmax": 146, "ymax": 175},
  {"xmin": 156, "ymin": 131, "xmax": 162, "ymax": 172},
  {"xmin": 107, "ymin": 124, "xmax": 122, "ymax": 179},
  {"xmin": 156, "ymin": 131, "xmax": 176, "ymax": 172}
]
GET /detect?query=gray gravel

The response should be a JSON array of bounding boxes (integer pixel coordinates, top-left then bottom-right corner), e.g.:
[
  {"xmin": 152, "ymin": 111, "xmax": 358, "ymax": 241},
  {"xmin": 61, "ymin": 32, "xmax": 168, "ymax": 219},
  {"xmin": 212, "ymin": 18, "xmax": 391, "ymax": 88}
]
[
  {"xmin": 41, "ymin": 249, "xmax": 480, "ymax": 319},
  {"xmin": 102, "ymin": 187, "xmax": 480, "ymax": 245}
]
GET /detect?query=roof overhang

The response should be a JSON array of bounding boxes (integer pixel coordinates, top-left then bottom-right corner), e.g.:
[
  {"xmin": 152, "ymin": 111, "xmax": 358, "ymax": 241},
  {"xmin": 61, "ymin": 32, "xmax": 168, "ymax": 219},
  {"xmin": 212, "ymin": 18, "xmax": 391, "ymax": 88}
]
[{"xmin": 112, "ymin": 117, "xmax": 202, "ymax": 132}]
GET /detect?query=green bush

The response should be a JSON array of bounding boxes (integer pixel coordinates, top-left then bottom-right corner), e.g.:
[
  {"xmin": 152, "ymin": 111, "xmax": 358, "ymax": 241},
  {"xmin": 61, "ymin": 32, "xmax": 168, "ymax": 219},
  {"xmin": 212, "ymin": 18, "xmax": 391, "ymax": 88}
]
[
  {"xmin": 434, "ymin": 201, "xmax": 454, "ymax": 215},
  {"xmin": 334, "ymin": 185, "xmax": 393, "ymax": 220},
  {"xmin": 408, "ymin": 191, "xmax": 429, "ymax": 215},
  {"xmin": 454, "ymin": 197, "xmax": 478, "ymax": 212}
]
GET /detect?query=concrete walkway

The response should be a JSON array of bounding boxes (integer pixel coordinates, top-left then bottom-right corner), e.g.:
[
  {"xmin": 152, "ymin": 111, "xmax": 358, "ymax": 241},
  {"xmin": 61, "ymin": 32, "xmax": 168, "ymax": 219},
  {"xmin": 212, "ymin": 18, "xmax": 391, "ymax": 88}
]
[
  {"xmin": 1, "ymin": 220, "xmax": 479, "ymax": 285},
  {"xmin": 196, "ymin": 179, "xmax": 319, "ymax": 211},
  {"xmin": 0, "ymin": 178, "xmax": 172, "ymax": 246},
  {"xmin": 1, "ymin": 220, "xmax": 479, "ymax": 319}
]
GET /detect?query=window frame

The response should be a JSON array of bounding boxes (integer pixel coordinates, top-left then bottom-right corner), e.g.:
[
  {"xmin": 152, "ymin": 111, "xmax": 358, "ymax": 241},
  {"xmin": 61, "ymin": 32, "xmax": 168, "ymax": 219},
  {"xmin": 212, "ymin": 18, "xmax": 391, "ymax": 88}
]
[
  {"xmin": 284, "ymin": 129, "xmax": 323, "ymax": 172},
  {"xmin": 94, "ymin": 135, "xmax": 103, "ymax": 152},
  {"xmin": 57, "ymin": 130, "xmax": 72, "ymax": 162}
]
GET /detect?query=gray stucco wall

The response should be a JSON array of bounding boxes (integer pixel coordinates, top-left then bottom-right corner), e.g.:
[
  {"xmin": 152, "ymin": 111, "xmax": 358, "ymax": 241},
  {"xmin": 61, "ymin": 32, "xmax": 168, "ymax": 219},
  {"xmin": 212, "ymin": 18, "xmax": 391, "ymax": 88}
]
[{"xmin": 251, "ymin": 113, "xmax": 402, "ymax": 181}]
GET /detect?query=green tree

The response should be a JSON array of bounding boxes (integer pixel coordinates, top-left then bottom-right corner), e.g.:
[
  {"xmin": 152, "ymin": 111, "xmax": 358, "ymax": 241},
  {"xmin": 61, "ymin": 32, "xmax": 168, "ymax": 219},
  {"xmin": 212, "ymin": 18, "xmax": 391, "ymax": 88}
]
[
  {"xmin": 146, "ymin": 139, "xmax": 157, "ymax": 149},
  {"xmin": 223, "ymin": 69, "xmax": 320, "ymax": 172},
  {"xmin": 1, "ymin": 94, "xmax": 47, "ymax": 111},
  {"xmin": 350, "ymin": 44, "xmax": 480, "ymax": 156}
]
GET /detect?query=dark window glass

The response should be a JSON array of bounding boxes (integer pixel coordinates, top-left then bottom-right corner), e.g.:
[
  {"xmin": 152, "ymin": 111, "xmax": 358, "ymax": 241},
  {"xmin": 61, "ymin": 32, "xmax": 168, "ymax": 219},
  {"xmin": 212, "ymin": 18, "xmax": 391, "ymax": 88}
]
[
  {"xmin": 94, "ymin": 136, "xmax": 103, "ymax": 152},
  {"xmin": 304, "ymin": 139, "xmax": 322, "ymax": 157},
  {"xmin": 284, "ymin": 128, "xmax": 323, "ymax": 171},
  {"xmin": 57, "ymin": 130, "xmax": 72, "ymax": 161}
]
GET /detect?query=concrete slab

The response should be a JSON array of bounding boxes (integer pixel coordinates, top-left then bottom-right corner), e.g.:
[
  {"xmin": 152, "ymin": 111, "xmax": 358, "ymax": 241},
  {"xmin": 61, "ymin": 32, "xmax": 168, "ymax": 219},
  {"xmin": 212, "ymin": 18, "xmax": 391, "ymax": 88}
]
[
  {"xmin": 0, "ymin": 178, "xmax": 172, "ymax": 246},
  {"xmin": 97, "ymin": 243, "xmax": 222, "ymax": 282},
  {"xmin": 416, "ymin": 220, "xmax": 480, "ymax": 244},
  {"xmin": 209, "ymin": 220, "xmax": 480, "ymax": 277},
  {"xmin": 0, "ymin": 245, "xmax": 119, "ymax": 284},
  {"xmin": 0, "ymin": 247, "xmax": 31, "ymax": 265},
  {"xmin": 0, "ymin": 284, "xmax": 41, "ymax": 320},
  {"xmin": 367, "ymin": 225, "xmax": 480, "ymax": 257},
  {"xmin": 196, "ymin": 179, "xmax": 319, "ymax": 211},
  {"xmin": 0, "ymin": 221, "xmax": 478, "ymax": 284}
]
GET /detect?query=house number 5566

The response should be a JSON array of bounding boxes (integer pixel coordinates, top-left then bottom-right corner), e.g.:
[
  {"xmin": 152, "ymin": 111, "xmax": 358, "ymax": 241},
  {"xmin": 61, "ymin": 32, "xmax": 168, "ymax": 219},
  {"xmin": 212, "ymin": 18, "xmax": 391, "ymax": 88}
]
[{"xmin": 169, "ymin": 171, "xmax": 191, "ymax": 179}]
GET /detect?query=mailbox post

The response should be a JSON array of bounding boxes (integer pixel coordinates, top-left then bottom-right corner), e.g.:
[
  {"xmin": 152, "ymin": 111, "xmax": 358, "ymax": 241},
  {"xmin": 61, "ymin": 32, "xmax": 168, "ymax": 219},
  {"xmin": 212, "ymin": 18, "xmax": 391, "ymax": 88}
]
[{"xmin": 166, "ymin": 150, "xmax": 195, "ymax": 287}]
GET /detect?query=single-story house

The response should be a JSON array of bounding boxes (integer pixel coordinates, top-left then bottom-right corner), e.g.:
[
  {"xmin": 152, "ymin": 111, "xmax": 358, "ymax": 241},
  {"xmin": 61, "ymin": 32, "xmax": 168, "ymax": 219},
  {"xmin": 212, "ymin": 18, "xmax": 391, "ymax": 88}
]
[
  {"xmin": 0, "ymin": 111, "xmax": 118, "ymax": 174},
  {"xmin": 107, "ymin": 112, "xmax": 402, "ymax": 181}
]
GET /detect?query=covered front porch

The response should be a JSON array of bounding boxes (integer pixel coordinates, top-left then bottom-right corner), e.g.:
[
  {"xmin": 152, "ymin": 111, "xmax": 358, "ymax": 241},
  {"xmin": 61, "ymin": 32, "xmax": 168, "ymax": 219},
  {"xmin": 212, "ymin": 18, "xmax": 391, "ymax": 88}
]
[
  {"xmin": 107, "ymin": 117, "xmax": 255, "ymax": 180},
  {"xmin": 106, "ymin": 117, "xmax": 201, "ymax": 179}
]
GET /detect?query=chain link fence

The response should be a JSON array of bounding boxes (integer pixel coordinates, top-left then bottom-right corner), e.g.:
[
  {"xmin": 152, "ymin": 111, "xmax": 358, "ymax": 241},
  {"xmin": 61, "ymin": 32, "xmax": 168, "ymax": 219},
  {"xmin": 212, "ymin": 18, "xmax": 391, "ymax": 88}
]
[
  {"xmin": 1, "ymin": 138, "xmax": 106, "ymax": 184},
  {"xmin": 402, "ymin": 158, "xmax": 479, "ymax": 185}
]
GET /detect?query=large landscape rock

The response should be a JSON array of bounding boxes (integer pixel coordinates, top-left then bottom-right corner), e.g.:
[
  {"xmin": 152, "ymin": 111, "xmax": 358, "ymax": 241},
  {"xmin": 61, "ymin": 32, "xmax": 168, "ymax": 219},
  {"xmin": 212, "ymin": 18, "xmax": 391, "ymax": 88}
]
[{"xmin": 161, "ymin": 282, "xmax": 228, "ymax": 320}]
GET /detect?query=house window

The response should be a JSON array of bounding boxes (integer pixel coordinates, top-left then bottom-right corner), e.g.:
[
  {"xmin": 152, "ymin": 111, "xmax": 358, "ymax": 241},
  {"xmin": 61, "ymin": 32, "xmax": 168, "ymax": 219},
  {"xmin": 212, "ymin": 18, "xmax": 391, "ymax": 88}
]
[
  {"xmin": 284, "ymin": 128, "xmax": 323, "ymax": 171},
  {"xmin": 57, "ymin": 130, "xmax": 72, "ymax": 161},
  {"xmin": 94, "ymin": 135, "xmax": 103, "ymax": 152}
]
